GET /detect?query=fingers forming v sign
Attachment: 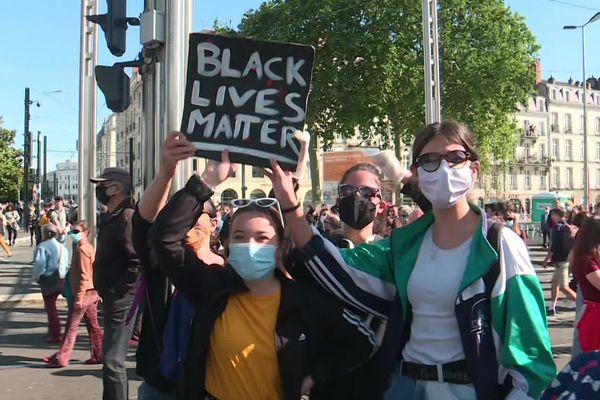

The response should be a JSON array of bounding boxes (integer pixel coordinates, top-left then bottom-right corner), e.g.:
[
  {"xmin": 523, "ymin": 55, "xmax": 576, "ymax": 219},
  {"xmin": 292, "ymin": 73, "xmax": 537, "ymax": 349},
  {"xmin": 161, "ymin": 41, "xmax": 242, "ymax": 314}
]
[{"xmin": 264, "ymin": 160, "xmax": 297, "ymax": 208}]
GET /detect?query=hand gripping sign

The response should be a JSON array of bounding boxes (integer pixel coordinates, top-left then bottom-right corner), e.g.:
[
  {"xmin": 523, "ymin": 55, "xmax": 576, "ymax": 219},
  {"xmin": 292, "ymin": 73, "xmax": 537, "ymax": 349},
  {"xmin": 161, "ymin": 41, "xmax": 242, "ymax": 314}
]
[{"xmin": 181, "ymin": 33, "xmax": 315, "ymax": 170}]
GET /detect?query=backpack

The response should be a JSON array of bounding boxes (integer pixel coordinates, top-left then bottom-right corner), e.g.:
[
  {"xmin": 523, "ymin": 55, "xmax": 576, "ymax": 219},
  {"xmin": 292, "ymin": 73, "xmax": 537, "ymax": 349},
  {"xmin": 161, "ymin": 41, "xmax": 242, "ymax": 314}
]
[{"xmin": 159, "ymin": 290, "xmax": 196, "ymax": 382}]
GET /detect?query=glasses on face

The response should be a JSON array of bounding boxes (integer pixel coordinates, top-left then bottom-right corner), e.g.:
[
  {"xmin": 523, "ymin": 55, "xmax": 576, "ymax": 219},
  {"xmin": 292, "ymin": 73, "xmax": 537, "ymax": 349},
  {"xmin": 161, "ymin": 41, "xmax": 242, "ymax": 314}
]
[
  {"xmin": 415, "ymin": 150, "xmax": 471, "ymax": 173},
  {"xmin": 337, "ymin": 184, "xmax": 381, "ymax": 200},
  {"xmin": 70, "ymin": 229, "xmax": 81, "ymax": 234}
]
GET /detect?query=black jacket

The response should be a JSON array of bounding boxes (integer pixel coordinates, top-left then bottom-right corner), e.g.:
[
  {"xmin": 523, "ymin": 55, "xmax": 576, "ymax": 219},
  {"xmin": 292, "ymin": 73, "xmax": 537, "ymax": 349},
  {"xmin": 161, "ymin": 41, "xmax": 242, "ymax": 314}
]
[
  {"xmin": 131, "ymin": 208, "xmax": 176, "ymax": 393},
  {"xmin": 148, "ymin": 175, "xmax": 375, "ymax": 400},
  {"xmin": 93, "ymin": 200, "xmax": 141, "ymax": 298}
]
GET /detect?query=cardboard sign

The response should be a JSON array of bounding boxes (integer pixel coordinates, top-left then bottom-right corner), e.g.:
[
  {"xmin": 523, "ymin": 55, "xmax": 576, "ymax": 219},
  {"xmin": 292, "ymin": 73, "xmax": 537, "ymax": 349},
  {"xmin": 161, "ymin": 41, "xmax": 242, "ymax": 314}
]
[{"xmin": 181, "ymin": 33, "xmax": 315, "ymax": 170}]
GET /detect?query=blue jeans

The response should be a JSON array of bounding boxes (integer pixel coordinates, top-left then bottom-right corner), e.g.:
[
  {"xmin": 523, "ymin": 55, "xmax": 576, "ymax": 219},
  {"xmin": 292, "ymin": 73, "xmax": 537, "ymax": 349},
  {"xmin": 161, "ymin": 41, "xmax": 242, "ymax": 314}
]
[
  {"xmin": 571, "ymin": 286, "xmax": 584, "ymax": 358},
  {"xmin": 102, "ymin": 291, "xmax": 136, "ymax": 400},
  {"xmin": 138, "ymin": 381, "xmax": 176, "ymax": 400},
  {"xmin": 384, "ymin": 364, "xmax": 477, "ymax": 400}
]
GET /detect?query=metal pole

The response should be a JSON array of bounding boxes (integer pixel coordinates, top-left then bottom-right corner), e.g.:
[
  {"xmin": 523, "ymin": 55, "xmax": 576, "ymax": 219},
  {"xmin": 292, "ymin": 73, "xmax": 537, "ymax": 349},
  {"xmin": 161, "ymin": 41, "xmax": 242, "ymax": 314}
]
[
  {"xmin": 422, "ymin": 0, "xmax": 441, "ymax": 124},
  {"xmin": 165, "ymin": 0, "xmax": 193, "ymax": 191},
  {"xmin": 78, "ymin": 0, "xmax": 98, "ymax": 236},
  {"xmin": 36, "ymin": 131, "xmax": 42, "ymax": 210},
  {"xmin": 582, "ymin": 26, "xmax": 589, "ymax": 210},
  {"xmin": 241, "ymin": 165, "xmax": 246, "ymax": 198},
  {"xmin": 43, "ymin": 135, "xmax": 48, "ymax": 202},
  {"xmin": 23, "ymin": 88, "xmax": 30, "ymax": 214}
]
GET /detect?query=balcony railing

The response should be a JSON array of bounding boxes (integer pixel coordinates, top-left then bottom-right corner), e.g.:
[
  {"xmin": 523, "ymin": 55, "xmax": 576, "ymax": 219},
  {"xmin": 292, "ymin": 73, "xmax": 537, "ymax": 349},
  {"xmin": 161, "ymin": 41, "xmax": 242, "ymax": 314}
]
[{"xmin": 517, "ymin": 155, "xmax": 550, "ymax": 165}]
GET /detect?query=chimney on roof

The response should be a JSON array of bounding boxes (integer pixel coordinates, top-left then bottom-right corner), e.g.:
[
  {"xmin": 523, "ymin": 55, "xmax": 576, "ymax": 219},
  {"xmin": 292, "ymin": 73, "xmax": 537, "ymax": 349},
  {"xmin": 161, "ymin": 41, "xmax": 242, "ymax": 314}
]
[{"xmin": 533, "ymin": 59, "xmax": 542, "ymax": 84}]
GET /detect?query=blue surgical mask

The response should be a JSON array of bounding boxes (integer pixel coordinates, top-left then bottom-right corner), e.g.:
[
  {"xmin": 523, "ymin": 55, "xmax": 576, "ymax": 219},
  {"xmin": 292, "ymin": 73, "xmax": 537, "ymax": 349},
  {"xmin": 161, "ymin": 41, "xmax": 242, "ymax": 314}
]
[
  {"xmin": 69, "ymin": 232, "xmax": 82, "ymax": 243},
  {"xmin": 505, "ymin": 220, "xmax": 514, "ymax": 229},
  {"xmin": 217, "ymin": 217, "xmax": 224, "ymax": 233},
  {"xmin": 228, "ymin": 243, "xmax": 277, "ymax": 281}
]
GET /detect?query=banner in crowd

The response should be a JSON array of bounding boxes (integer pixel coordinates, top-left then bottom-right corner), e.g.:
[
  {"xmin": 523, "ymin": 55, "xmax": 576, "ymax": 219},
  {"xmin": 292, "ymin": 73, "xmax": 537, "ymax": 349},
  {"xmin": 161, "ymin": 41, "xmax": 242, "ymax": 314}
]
[{"xmin": 181, "ymin": 33, "xmax": 315, "ymax": 170}]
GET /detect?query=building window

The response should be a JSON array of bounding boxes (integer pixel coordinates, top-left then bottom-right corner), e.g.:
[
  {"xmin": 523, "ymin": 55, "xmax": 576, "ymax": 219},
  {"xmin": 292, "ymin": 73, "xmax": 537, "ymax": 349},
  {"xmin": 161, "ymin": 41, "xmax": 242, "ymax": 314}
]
[
  {"xmin": 596, "ymin": 118, "xmax": 600, "ymax": 134},
  {"xmin": 510, "ymin": 168, "xmax": 517, "ymax": 190},
  {"xmin": 552, "ymin": 89, "xmax": 557, "ymax": 100},
  {"xmin": 564, "ymin": 113, "xmax": 572, "ymax": 133},
  {"xmin": 228, "ymin": 168, "xmax": 236, "ymax": 178},
  {"xmin": 552, "ymin": 139, "xmax": 559, "ymax": 160},
  {"xmin": 566, "ymin": 168, "xmax": 573, "ymax": 189},
  {"xmin": 596, "ymin": 142, "xmax": 600, "ymax": 161},
  {"xmin": 580, "ymin": 115, "xmax": 585, "ymax": 134},
  {"xmin": 540, "ymin": 121, "xmax": 546, "ymax": 136},
  {"xmin": 540, "ymin": 143, "xmax": 546, "ymax": 159},
  {"xmin": 565, "ymin": 139, "xmax": 572, "ymax": 161},
  {"xmin": 524, "ymin": 142, "xmax": 531, "ymax": 158},
  {"xmin": 551, "ymin": 113, "xmax": 559, "ymax": 132},
  {"xmin": 581, "ymin": 145, "xmax": 585, "ymax": 161},
  {"xmin": 524, "ymin": 170, "xmax": 531, "ymax": 190},
  {"xmin": 553, "ymin": 167, "xmax": 560, "ymax": 189},
  {"xmin": 566, "ymin": 91, "xmax": 570, "ymax": 102},
  {"xmin": 251, "ymin": 166, "xmax": 264, "ymax": 178},
  {"xmin": 540, "ymin": 173, "xmax": 546, "ymax": 190},
  {"xmin": 597, "ymin": 169, "xmax": 600, "ymax": 189}
]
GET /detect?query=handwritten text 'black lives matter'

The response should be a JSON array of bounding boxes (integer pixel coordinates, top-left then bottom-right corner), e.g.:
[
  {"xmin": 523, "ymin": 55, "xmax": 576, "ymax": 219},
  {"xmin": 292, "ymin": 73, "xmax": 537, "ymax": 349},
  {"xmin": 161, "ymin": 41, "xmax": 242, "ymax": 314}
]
[{"xmin": 181, "ymin": 34, "xmax": 314, "ymax": 169}]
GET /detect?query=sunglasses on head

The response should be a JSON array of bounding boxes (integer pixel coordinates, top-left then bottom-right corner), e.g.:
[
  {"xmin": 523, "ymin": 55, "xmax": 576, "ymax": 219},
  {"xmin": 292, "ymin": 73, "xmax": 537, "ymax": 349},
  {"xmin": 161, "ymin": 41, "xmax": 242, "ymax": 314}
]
[
  {"xmin": 337, "ymin": 184, "xmax": 380, "ymax": 200},
  {"xmin": 415, "ymin": 150, "xmax": 472, "ymax": 173},
  {"xmin": 230, "ymin": 198, "xmax": 284, "ymax": 225}
]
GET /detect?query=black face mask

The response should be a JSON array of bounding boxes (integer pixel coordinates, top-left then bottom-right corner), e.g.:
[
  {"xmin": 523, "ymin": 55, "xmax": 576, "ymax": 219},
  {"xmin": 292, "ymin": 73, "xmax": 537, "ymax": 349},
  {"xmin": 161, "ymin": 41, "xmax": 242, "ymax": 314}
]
[
  {"xmin": 95, "ymin": 186, "xmax": 111, "ymax": 205},
  {"xmin": 338, "ymin": 195, "xmax": 377, "ymax": 230}
]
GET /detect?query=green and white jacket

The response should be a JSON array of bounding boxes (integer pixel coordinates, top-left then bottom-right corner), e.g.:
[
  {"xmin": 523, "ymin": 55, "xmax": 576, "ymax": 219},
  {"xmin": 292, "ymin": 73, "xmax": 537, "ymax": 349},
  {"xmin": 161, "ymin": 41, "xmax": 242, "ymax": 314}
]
[{"xmin": 300, "ymin": 205, "xmax": 556, "ymax": 399}]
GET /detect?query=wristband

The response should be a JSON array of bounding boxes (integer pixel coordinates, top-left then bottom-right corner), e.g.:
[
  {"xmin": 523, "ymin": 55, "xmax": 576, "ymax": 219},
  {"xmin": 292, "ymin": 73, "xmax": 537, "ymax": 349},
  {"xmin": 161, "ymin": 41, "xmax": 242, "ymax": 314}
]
[{"xmin": 281, "ymin": 202, "xmax": 301, "ymax": 214}]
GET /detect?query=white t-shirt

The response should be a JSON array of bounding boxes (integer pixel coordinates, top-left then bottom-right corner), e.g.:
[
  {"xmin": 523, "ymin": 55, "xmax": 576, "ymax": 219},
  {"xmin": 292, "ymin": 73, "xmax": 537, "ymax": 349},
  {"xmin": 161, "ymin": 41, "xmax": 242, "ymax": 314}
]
[{"xmin": 402, "ymin": 226, "xmax": 472, "ymax": 365}]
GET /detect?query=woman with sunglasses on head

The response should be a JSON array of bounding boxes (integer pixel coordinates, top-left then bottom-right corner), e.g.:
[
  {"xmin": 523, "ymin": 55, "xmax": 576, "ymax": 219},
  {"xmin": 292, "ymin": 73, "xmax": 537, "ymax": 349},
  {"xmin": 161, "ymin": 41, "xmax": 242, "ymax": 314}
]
[
  {"xmin": 268, "ymin": 121, "xmax": 554, "ymax": 400},
  {"xmin": 147, "ymin": 142, "xmax": 375, "ymax": 400}
]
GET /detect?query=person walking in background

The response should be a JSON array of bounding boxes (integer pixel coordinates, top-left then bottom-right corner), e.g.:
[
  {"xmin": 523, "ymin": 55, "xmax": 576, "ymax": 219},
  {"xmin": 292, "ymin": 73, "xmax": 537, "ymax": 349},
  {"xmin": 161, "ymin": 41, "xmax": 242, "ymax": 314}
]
[
  {"xmin": 90, "ymin": 168, "xmax": 142, "ymax": 400},
  {"xmin": 49, "ymin": 196, "xmax": 69, "ymax": 243},
  {"xmin": 0, "ymin": 206, "xmax": 12, "ymax": 257},
  {"xmin": 541, "ymin": 206, "xmax": 550, "ymax": 247},
  {"xmin": 543, "ymin": 208, "xmax": 577, "ymax": 316},
  {"xmin": 44, "ymin": 221, "xmax": 103, "ymax": 367},
  {"xmin": 28, "ymin": 204, "xmax": 37, "ymax": 246},
  {"xmin": 32, "ymin": 224, "xmax": 69, "ymax": 344},
  {"xmin": 5, "ymin": 203, "xmax": 20, "ymax": 246},
  {"xmin": 569, "ymin": 217, "xmax": 600, "ymax": 353}
]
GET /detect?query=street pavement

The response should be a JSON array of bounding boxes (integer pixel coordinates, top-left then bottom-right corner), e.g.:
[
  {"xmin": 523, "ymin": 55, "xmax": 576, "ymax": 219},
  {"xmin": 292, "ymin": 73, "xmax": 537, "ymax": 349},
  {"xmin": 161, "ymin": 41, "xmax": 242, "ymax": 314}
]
[{"xmin": 0, "ymin": 233, "xmax": 576, "ymax": 399}]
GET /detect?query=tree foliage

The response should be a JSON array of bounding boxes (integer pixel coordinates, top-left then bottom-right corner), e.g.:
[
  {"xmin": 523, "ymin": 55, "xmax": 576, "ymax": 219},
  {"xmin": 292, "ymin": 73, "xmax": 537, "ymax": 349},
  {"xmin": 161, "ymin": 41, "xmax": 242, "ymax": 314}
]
[
  {"xmin": 0, "ymin": 117, "xmax": 23, "ymax": 202},
  {"xmin": 238, "ymin": 0, "xmax": 539, "ymax": 166}
]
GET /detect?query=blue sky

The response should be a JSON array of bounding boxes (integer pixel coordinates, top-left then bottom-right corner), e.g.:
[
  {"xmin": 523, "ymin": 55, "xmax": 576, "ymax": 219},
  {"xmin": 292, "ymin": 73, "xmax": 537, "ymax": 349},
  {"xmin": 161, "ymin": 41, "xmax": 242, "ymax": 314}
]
[{"xmin": 1, "ymin": 0, "xmax": 599, "ymax": 170}]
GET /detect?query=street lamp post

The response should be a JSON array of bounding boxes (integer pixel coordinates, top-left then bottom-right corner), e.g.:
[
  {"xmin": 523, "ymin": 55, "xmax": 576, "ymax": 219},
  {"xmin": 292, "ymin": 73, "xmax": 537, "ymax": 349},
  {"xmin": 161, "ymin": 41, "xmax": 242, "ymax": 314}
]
[{"xmin": 564, "ymin": 11, "xmax": 600, "ymax": 210}]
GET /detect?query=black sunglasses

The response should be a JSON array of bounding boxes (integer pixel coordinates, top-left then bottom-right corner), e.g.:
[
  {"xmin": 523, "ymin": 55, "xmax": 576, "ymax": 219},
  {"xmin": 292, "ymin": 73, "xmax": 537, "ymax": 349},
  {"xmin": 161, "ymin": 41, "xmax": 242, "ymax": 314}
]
[
  {"xmin": 337, "ymin": 184, "xmax": 380, "ymax": 200},
  {"xmin": 415, "ymin": 150, "xmax": 472, "ymax": 172}
]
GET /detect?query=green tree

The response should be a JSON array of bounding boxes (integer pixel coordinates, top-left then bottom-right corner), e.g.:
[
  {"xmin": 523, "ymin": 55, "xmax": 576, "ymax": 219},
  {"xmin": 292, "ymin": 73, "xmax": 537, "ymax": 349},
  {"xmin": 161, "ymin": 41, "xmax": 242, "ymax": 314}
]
[
  {"xmin": 238, "ymin": 0, "xmax": 539, "ymax": 200},
  {"xmin": 0, "ymin": 117, "xmax": 23, "ymax": 202}
]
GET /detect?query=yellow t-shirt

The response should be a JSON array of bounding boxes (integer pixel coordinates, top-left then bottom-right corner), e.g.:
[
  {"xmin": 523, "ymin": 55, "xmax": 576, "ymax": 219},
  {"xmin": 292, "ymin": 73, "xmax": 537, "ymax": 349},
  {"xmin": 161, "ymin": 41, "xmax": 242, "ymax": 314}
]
[{"xmin": 205, "ymin": 288, "xmax": 284, "ymax": 400}]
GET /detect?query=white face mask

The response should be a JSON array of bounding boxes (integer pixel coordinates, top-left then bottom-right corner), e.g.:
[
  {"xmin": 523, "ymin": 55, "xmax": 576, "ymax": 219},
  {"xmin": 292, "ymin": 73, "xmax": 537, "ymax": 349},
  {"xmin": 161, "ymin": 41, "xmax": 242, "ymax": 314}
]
[{"xmin": 418, "ymin": 161, "xmax": 473, "ymax": 209}]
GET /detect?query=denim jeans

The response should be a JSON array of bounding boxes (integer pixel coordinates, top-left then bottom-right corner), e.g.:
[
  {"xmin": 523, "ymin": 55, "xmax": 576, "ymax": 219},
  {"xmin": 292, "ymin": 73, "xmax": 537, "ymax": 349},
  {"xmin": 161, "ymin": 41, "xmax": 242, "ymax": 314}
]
[
  {"xmin": 384, "ymin": 364, "xmax": 477, "ymax": 400},
  {"xmin": 138, "ymin": 381, "xmax": 176, "ymax": 400},
  {"xmin": 102, "ymin": 291, "xmax": 136, "ymax": 400}
]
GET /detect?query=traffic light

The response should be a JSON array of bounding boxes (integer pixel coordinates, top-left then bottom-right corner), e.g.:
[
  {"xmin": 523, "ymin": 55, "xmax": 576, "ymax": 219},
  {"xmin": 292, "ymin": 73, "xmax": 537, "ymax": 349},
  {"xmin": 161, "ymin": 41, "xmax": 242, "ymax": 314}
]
[
  {"xmin": 95, "ymin": 65, "xmax": 130, "ymax": 112},
  {"xmin": 87, "ymin": 0, "xmax": 139, "ymax": 57}
]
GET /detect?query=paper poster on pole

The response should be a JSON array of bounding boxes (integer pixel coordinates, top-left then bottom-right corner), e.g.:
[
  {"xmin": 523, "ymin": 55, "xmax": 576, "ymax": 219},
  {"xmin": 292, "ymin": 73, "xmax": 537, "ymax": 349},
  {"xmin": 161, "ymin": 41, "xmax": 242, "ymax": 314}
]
[{"xmin": 181, "ymin": 33, "xmax": 315, "ymax": 170}]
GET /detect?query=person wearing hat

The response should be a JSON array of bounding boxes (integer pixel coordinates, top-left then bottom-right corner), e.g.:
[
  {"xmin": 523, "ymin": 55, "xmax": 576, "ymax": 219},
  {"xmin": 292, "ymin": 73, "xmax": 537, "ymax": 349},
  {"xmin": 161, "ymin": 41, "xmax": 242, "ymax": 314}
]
[{"xmin": 90, "ymin": 167, "xmax": 142, "ymax": 400}]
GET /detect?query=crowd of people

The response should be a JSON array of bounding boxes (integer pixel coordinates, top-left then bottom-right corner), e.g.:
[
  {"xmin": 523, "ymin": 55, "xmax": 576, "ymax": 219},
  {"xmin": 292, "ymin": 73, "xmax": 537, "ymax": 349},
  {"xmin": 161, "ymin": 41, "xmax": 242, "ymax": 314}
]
[{"xmin": 13, "ymin": 121, "xmax": 600, "ymax": 399}]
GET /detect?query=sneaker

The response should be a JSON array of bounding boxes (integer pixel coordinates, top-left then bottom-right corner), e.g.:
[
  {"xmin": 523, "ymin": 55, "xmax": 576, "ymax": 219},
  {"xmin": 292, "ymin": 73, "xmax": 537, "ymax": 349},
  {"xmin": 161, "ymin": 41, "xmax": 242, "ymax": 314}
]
[
  {"xmin": 42, "ymin": 354, "xmax": 57, "ymax": 364},
  {"xmin": 45, "ymin": 361, "xmax": 66, "ymax": 368},
  {"xmin": 83, "ymin": 358, "xmax": 103, "ymax": 365},
  {"xmin": 546, "ymin": 307, "xmax": 556, "ymax": 317}
]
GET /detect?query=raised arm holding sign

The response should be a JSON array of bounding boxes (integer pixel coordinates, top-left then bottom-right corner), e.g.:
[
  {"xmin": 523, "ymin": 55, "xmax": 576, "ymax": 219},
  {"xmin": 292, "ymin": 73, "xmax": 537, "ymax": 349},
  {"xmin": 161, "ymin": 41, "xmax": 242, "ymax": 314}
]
[{"xmin": 181, "ymin": 33, "xmax": 315, "ymax": 170}]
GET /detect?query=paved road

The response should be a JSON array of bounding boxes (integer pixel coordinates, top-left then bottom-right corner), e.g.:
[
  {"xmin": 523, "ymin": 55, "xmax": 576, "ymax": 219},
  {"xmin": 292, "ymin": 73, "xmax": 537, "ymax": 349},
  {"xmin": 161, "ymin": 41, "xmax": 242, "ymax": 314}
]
[{"xmin": 0, "ymin": 235, "xmax": 576, "ymax": 399}]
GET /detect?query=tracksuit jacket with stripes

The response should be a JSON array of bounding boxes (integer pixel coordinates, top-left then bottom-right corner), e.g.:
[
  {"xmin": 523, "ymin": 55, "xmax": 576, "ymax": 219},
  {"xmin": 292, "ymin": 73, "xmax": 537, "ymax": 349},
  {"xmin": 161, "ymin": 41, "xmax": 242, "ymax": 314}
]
[{"xmin": 299, "ymin": 205, "xmax": 556, "ymax": 399}]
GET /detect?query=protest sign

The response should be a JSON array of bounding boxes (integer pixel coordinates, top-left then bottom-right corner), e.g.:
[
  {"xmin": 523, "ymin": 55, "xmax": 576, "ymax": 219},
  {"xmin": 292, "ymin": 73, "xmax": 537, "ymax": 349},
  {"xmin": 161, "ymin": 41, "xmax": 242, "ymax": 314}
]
[{"xmin": 181, "ymin": 33, "xmax": 315, "ymax": 170}]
